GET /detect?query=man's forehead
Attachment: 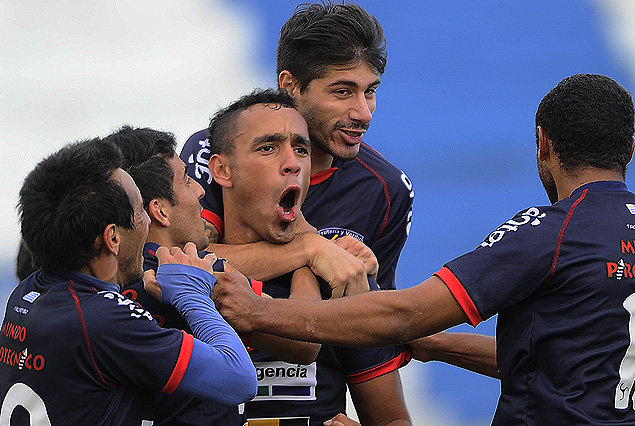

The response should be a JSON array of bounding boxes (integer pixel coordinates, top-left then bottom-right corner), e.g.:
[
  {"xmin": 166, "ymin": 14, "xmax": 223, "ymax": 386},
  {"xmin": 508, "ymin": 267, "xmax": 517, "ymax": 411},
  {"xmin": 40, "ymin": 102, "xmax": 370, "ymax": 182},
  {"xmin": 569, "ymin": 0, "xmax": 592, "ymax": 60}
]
[
  {"xmin": 238, "ymin": 104, "xmax": 306, "ymax": 130},
  {"xmin": 112, "ymin": 168, "xmax": 143, "ymax": 207}
]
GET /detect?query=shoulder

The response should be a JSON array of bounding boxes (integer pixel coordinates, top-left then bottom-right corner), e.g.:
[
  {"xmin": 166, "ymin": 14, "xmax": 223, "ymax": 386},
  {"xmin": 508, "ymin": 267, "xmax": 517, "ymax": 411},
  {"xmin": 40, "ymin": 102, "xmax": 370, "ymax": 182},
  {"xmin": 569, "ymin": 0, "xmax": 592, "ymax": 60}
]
[{"xmin": 353, "ymin": 143, "xmax": 414, "ymax": 197}]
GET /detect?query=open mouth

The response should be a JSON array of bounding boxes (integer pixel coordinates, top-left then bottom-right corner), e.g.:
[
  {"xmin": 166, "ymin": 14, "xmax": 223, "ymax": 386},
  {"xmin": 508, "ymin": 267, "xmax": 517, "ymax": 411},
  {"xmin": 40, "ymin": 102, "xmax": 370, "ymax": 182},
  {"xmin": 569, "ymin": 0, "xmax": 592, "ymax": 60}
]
[{"xmin": 279, "ymin": 187, "xmax": 299, "ymax": 214}]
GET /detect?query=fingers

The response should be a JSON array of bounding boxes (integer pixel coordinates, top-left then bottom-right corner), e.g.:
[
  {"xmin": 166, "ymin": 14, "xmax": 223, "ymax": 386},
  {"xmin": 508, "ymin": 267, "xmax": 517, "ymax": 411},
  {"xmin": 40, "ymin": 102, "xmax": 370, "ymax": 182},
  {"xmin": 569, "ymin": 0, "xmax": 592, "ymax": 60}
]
[
  {"xmin": 156, "ymin": 243, "xmax": 216, "ymax": 274},
  {"xmin": 142, "ymin": 269, "xmax": 162, "ymax": 301}
]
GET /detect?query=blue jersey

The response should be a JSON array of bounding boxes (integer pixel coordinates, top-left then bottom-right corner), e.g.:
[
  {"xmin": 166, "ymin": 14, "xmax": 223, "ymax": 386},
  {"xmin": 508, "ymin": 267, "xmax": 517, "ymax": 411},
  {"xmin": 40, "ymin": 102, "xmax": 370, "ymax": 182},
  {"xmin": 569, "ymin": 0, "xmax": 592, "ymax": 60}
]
[
  {"xmin": 246, "ymin": 273, "xmax": 411, "ymax": 426},
  {"xmin": 436, "ymin": 181, "xmax": 635, "ymax": 425},
  {"xmin": 0, "ymin": 270, "xmax": 192, "ymax": 426},
  {"xmin": 121, "ymin": 242, "xmax": 248, "ymax": 426},
  {"xmin": 180, "ymin": 129, "xmax": 414, "ymax": 290}
]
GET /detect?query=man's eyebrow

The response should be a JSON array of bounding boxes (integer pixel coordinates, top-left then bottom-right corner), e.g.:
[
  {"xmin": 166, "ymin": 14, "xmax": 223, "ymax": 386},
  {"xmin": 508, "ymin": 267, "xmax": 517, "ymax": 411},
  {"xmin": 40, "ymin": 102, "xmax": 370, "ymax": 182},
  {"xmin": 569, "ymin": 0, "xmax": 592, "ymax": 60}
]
[
  {"xmin": 327, "ymin": 78, "xmax": 381, "ymax": 89},
  {"xmin": 182, "ymin": 163, "xmax": 188, "ymax": 179},
  {"xmin": 252, "ymin": 133, "xmax": 286, "ymax": 146},
  {"xmin": 292, "ymin": 134, "xmax": 311, "ymax": 148}
]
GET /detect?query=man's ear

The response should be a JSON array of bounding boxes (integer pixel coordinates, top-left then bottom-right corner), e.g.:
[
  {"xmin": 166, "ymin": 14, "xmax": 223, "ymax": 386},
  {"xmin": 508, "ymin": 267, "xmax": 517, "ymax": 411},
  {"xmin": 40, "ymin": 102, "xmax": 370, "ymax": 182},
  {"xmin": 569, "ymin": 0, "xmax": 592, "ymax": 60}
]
[
  {"xmin": 209, "ymin": 154, "xmax": 233, "ymax": 188},
  {"xmin": 100, "ymin": 223, "xmax": 120, "ymax": 256},
  {"xmin": 278, "ymin": 70, "xmax": 300, "ymax": 97},
  {"xmin": 536, "ymin": 126, "xmax": 552, "ymax": 162},
  {"xmin": 147, "ymin": 198, "xmax": 170, "ymax": 227}
]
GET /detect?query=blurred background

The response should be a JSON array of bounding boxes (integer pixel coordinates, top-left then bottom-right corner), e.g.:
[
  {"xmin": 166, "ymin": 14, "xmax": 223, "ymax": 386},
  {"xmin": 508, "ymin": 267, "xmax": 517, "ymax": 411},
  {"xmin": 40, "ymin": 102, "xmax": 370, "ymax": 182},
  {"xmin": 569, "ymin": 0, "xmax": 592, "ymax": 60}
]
[{"xmin": 2, "ymin": 0, "xmax": 635, "ymax": 424}]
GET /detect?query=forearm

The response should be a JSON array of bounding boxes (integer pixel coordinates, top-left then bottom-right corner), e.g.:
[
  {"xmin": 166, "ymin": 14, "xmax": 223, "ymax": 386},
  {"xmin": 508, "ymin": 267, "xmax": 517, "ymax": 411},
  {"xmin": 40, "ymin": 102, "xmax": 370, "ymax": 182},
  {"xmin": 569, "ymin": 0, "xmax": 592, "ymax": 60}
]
[
  {"xmin": 157, "ymin": 264, "xmax": 257, "ymax": 402},
  {"xmin": 207, "ymin": 234, "xmax": 315, "ymax": 281},
  {"xmin": 249, "ymin": 277, "xmax": 467, "ymax": 347},
  {"xmin": 410, "ymin": 332, "xmax": 499, "ymax": 379}
]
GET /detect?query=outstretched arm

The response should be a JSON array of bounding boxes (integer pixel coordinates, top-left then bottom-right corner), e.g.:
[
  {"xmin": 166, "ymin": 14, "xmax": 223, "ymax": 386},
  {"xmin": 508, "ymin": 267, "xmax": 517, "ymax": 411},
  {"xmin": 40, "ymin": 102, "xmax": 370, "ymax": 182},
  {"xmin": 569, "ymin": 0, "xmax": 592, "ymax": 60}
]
[
  {"xmin": 408, "ymin": 332, "xmax": 499, "ymax": 379},
  {"xmin": 212, "ymin": 271, "xmax": 468, "ymax": 347},
  {"xmin": 249, "ymin": 266, "xmax": 322, "ymax": 364}
]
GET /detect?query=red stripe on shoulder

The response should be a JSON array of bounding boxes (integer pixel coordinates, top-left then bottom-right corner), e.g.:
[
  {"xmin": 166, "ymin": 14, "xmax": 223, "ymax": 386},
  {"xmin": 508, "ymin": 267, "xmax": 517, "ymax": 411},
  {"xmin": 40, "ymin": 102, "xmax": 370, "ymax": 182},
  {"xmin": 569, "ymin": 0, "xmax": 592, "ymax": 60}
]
[
  {"xmin": 69, "ymin": 280, "xmax": 115, "ymax": 389},
  {"xmin": 346, "ymin": 349, "xmax": 412, "ymax": 384},
  {"xmin": 201, "ymin": 209, "xmax": 224, "ymax": 238},
  {"xmin": 541, "ymin": 189, "xmax": 588, "ymax": 291},
  {"xmin": 310, "ymin": 167, "xmax": 338, "ymax": 185},
  {"xmin": 162, "ymin": 330, "xmax": 194, "ymax": 394},
  {"xmin": 434, "ymin": 267, "xmax": 482, "ymax": 326},
  {"xmin": 355, "ymin": 156, "xmax": 391, "ymax": 240}
]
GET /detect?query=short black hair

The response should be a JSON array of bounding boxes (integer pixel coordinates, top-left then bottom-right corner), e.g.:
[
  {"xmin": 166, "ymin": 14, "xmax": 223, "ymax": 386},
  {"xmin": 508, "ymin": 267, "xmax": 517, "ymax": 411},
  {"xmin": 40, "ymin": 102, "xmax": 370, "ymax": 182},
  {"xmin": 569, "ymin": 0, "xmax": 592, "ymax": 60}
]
[
  {"xmin": 536, "ymin": 74, "xmax": 635, "ymax": 178},
  {"xmin": 208, "ymin": 88, "xmax": 296, "ymax": 156},
  {"xmin": 103, "ymin": 126, "xmax": 178, "ymax": 207},
  {"xmin": 19, "ymin": 138, "xmax": 134, "ymax": 272},
  {"xmin": 277, "ymin": 1, "xmax": 387, "ymax": 91}
]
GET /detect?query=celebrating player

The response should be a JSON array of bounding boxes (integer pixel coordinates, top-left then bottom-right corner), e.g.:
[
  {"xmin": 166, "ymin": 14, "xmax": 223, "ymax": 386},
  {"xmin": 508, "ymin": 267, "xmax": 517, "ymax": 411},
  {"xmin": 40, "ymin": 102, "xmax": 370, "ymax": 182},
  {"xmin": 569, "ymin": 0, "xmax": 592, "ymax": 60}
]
[
  {"xmin": 207, "ymin": 88, "xmax": 411, "ymax": 426},
  {"xmin": 180, "ymin": 0, "xmax": 413, "ymax": 294},
  {"xmin": 104, "ymin": 125, "xmax": 321, "ymax": 426},
  {"xmin": 212, "ymin": 74, "xmax": 635, "ymax": 425},
  {"xmin": 0, "ymin": 137, "xmax": 256, "ymax": 425}
]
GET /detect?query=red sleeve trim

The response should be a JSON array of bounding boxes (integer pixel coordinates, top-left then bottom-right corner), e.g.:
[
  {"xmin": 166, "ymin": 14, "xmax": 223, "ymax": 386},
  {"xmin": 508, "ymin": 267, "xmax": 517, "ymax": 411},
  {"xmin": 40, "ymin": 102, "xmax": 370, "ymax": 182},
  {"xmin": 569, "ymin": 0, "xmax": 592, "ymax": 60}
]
[
  {"xmin": 162, "ymin": 330, "xmax": 194, "ymax": 394},
  {"xmin": 201, "ymin": 209, "xmax": 224, "ymax": 238},
  {"xmin": 249, "ymin": 279, "xmax": 263, "ymax": 296},
  {"xmin": 434, "ymin": 267, "xmax": 482, "ymax": 326},
  {"xmin": 346, "ymin": 349, "xmax": 412, "ymax": 384}
]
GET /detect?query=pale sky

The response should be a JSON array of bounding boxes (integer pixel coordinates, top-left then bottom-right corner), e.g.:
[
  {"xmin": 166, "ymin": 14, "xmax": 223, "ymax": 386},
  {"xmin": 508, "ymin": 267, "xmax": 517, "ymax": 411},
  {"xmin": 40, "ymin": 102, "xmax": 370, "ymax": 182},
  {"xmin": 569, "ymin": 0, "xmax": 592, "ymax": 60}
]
[{"xmin": 0, "ymin": 0, "xmax": 269, "ymax": 259}]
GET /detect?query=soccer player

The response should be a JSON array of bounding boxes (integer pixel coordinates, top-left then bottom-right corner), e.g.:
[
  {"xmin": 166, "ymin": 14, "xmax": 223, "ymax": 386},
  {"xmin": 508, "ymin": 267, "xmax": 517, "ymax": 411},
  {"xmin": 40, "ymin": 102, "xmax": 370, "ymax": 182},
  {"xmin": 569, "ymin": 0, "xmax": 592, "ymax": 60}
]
[
  {"xmin": 104, "ymin": 125, "xmax": 320, "ymax": 426},
  {"xmin": 212, "ymin": 73, "xmax": 635, "ymax": 425},
  {"xmin": 180, "ymin": 0, "xmax": 413, "ymax": 294},
  {"xmin": 0, "ymin": 137, "xmax": 256, "ymax": 425},
  {"xmin": 205, "ymin": 87, "xmax": 411, "ymax": 426}
]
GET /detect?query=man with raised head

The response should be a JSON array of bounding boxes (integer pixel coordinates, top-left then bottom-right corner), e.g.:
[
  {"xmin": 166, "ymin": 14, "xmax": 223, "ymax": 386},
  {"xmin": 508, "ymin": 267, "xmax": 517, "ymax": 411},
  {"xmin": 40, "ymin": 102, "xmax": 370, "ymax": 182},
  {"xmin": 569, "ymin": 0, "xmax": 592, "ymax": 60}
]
[
  {"xmin": 208, "ymin": 88, "xmax": 411, "ymax": 426},
  {"xmin": 105, "ymin": 125, "xmax": 319, "ymax": 426},
  {"xmin": 180, "ymin": 0, "xmax": 413, "ymax": 295}
]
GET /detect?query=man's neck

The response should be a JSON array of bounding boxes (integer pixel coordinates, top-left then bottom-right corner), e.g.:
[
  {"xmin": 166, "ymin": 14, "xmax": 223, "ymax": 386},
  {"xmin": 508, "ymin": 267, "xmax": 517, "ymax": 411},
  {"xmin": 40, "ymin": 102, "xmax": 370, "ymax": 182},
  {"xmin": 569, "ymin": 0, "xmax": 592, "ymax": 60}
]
[
  {"xmin": 310, "ymin": 148, "xmax": 335, "ymax": 175},
  {"xmin": 557, "ymin": 168, "xmax": 625, "ymax": 201}
]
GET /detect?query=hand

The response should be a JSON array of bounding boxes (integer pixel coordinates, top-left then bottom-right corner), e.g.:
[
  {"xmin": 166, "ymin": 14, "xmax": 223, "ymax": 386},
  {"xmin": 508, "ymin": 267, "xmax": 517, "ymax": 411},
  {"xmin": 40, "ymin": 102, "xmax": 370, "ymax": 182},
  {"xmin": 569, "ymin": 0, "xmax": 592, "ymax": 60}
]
[
  {"xmin": 324, "ymin": 413, "xmax": 361, "ymax": 426},
  {"xmin": 156, "ymin": 242, "xmax": 217, "ymax": 272},
  {"xmin": 304, "ymin": 234, "xmax": 370, "ymax": 298},
  {"xmin": 407, "ymin": 334, "xmax": 438, "ymax": 363},
  {"xmin": 143, "ymin": 243, "xmax": 217, "ymax": 301},
  {"xmin": 333, "ymin": 236, "xmax": 379, "ymax": 280},
  {"xmin": 211, "ymin": 270, "xmax": 262, "ymax": 333}
]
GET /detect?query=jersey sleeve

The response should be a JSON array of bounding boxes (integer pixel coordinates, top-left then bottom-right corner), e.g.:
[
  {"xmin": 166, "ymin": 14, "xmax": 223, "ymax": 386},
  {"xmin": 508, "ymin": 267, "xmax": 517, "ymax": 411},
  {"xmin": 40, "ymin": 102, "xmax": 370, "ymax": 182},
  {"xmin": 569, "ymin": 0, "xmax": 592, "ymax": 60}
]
[
  {"xmin": 180, "ymin": 129, "xmax": 226, "ymax": 237},
  {"xmin": 436, "ymin": 205, "xmax": 562, "ymax": 324},
  {"xmin": 337, "ymin": 345, "xmax": 412, "ymax": 384},
  {"xmin": 81, "ymin": 290, "xmax": 197, "ymax": 393}
]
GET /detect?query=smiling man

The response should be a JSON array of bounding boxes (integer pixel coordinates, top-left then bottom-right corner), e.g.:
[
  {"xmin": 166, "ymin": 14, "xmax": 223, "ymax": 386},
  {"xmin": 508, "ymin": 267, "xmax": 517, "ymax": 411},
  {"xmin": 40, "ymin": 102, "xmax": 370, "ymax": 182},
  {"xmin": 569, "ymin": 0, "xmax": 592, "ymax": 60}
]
[{"xmin": 181, "ymin": 1, "xmax": 413, "ymax": 295}]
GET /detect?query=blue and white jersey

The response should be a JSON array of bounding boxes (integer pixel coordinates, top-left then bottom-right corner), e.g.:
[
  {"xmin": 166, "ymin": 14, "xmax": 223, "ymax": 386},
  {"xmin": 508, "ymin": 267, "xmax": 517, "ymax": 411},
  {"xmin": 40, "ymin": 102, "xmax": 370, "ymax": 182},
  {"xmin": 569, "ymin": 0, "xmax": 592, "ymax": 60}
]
[
  {"xmin": 0, "ymin": 270, "xmax": 192, "ymax": 426},
  {"xmin": 436, "ymin": 181, "xmax": 635, "ymax": 425},
  {"xmin": 180, "ymin": 130, "xmax": 414, "ymax": 290}
]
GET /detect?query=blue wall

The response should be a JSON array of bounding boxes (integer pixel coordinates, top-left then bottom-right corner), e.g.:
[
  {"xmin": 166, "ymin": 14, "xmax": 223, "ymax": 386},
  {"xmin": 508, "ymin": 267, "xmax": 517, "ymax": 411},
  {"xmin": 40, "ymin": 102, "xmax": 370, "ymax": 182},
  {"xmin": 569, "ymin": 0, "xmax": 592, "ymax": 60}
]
[{"xmin": 233, "ymin": 0, "xmax": 635, "ymax": 423}]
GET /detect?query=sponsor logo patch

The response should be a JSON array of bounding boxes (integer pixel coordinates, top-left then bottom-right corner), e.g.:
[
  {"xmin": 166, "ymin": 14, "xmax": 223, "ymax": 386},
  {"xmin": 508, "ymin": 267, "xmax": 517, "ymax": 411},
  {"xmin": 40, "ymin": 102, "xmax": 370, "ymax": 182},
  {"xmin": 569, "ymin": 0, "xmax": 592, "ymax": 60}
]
[
  {"xmin": 253, "ymin": 361, "xmax": 317, "ymax": 401},
  {"xmin": 317, "ymin": 227, "xmax": 364, "ymax": 242}
]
